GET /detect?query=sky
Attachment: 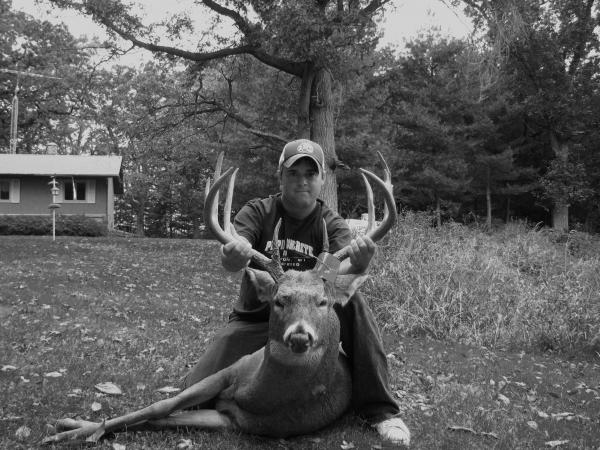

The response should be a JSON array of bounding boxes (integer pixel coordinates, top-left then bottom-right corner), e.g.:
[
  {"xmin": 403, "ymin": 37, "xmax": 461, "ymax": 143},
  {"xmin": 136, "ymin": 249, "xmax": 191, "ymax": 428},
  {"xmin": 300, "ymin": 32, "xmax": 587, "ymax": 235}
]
[{"xmin": 14, "ymin": 0, "xmax": 473, "ymax": 67}]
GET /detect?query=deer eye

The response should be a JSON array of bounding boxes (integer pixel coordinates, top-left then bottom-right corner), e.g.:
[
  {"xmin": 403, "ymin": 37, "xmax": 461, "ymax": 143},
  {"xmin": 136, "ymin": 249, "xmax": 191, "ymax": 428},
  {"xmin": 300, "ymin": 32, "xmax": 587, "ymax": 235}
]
[
  {"xmin": 274, "ymin": 299, "xmax": 284, "ymax": 308},
  {"xmin": 317, "ymin": 299, "xmax": 327, "ymax": 307}
]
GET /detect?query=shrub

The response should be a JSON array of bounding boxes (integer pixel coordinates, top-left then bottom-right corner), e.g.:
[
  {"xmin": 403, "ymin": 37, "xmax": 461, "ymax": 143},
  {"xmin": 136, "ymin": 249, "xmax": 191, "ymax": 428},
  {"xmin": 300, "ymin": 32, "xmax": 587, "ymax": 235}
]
[
  {"xmin": 0, "ymin": 215, "xmax": 107, "ymax": 237},
  {"xmin": 367, "ymin": 212, "xmax": 600, "ymax": 353}
]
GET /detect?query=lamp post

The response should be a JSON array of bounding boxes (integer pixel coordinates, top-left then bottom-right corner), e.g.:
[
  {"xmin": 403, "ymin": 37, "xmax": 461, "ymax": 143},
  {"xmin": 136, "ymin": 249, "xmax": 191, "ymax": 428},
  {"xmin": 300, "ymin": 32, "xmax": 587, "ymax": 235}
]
[{"xmin": 48, "ymin": 177, "xmax": 61, "ymax": 241}]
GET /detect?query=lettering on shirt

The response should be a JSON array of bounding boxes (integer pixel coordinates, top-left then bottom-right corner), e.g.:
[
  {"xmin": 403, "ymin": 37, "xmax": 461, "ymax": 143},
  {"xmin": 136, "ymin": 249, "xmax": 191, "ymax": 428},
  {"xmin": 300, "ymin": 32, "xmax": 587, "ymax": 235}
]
[{"xmin": 264, "ymin": 239, "xmax": 316, "ymax": 270}]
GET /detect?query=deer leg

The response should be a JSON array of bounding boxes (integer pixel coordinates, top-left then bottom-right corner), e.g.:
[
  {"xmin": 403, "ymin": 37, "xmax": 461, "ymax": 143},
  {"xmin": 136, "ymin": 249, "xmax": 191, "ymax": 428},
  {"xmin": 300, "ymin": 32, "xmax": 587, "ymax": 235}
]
[
  {"xmin": 43, "ymin": 369, "xmax": 234, "ymax": 444},
  {"xmin": 149, "ymin": 409, "xmax": 232, "ymax": 430}
]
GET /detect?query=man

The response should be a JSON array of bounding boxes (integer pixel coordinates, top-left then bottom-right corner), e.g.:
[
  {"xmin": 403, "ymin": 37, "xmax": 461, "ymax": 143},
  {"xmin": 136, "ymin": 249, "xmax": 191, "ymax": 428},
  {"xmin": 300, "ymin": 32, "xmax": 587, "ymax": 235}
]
[{"xmin": 184, "ymin": 139, "xmax": 410, "ymax": 445}]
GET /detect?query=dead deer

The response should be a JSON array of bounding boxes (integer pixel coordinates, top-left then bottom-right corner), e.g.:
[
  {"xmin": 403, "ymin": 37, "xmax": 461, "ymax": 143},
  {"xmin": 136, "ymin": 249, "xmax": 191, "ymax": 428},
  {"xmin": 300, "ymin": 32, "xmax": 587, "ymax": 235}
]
[{"xmin": 42, "ymin": 153, "xmax": 397, "ymax": 445}]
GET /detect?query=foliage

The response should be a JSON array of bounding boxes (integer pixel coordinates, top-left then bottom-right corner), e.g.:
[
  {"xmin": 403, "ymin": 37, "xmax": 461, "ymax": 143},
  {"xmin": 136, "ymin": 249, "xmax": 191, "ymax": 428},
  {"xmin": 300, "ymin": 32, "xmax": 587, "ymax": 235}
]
[
  {"xmin": 0, "ymin": 215, "xmax": 107, "ymax": 236},
  {"xmin": 0, "ymin": 0, "xmax": 102, "ymax": 154},
  {"xmin": 367, "ymin": 212, "xmax": 600, "ymax": 352}
]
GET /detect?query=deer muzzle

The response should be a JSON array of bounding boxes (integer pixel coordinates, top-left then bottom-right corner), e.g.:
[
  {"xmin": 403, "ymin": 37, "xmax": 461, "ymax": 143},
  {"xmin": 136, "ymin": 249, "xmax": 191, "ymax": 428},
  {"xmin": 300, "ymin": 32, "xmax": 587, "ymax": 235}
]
[{"xmin": 283, "ymin": 320, "xmax": 316, "ymax": 354}]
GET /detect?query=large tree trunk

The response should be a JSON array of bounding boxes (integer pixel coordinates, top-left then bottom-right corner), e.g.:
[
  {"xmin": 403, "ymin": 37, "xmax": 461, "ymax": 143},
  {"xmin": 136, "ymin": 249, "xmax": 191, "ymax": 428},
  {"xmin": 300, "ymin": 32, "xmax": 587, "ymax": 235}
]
[
  {"xmin": 550, "ymin": 132, "xmax": 569, "ymax": 231},
  {"xmin": 307, "ymin": 68, "xmax": 338, "ymax": 211}
]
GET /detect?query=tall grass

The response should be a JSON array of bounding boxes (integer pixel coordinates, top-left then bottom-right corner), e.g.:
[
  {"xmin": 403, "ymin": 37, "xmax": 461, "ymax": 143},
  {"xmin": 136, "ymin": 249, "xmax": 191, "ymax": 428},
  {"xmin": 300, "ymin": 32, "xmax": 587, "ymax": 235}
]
[{"xmin": 366, "ymin": 212, "xmax": 600, "ymax": 352}]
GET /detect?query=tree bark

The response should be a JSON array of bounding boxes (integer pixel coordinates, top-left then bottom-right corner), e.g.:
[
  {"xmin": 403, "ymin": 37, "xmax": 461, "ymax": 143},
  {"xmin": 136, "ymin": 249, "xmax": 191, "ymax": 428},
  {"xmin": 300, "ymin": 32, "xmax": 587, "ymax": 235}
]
[
  {"xmin": 309, "ymin": 68, "xmax": 338, "ymax": 211},
  {"xmin": 486, "ymin": 167, "xmax": 492, "ymax": 229},
  {"xmin": 550, "ymin": 132, "xmax": 569, "ymax": 231}
]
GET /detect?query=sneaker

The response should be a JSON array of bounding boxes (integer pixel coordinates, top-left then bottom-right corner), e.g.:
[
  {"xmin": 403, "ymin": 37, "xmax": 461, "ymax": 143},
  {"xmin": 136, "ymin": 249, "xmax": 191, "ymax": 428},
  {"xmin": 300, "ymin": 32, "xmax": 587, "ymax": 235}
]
[{"xmin": 373, "ymin": 417, "xmax": 411, "ymax": 446}]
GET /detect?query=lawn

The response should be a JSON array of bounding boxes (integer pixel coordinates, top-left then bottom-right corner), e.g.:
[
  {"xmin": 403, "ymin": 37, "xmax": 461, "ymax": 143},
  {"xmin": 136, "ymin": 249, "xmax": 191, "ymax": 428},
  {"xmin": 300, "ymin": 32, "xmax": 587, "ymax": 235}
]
[{"xmin": 1, "ymin": 235, "xmax": 599, "ymax": 449}]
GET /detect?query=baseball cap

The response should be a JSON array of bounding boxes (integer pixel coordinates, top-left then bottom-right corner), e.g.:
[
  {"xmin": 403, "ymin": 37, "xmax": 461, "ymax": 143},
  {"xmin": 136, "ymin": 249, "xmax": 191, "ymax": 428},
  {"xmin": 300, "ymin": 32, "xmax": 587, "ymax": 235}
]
[{"xmin": 278, "ymin": 139, "xmax": 326, "ymax": 174}]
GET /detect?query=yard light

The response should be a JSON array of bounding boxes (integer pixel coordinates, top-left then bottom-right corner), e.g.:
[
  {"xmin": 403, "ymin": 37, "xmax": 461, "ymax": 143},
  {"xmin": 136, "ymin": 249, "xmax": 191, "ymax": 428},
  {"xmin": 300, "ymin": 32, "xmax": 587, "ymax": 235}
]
[{"xmin": 48, "ymin": 176, "xmax": 61, "ymax": 241}]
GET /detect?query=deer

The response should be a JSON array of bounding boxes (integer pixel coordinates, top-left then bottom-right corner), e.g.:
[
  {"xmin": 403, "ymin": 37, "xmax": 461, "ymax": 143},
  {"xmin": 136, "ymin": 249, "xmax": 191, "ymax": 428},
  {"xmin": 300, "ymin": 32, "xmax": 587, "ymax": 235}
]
[{"xmin": 42, "ymin": 152, "xmax": 398, "ymax": 445}]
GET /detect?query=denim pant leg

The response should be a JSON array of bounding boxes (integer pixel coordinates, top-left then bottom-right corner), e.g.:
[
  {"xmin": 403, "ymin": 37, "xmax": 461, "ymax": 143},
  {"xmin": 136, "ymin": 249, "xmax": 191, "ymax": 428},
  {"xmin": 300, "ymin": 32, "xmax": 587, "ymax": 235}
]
[
  {"xmin": 335, "ymin": 292, "xmax": 400, "ymax": 424},
  {"xmin": 182, "ymin": 319, "xmax": 269, "ymax": 391}
]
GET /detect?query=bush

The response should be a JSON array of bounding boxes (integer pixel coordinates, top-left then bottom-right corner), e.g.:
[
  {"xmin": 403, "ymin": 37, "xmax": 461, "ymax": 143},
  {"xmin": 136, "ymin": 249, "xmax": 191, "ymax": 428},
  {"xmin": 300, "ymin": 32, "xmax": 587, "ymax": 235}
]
[
  {"xmin": 367, "ymin": 212, "xmax": 600, "ymax": 353},
  {"xmin": 0, "ymin": 215, "xmax": 107, "ymax": 237}
]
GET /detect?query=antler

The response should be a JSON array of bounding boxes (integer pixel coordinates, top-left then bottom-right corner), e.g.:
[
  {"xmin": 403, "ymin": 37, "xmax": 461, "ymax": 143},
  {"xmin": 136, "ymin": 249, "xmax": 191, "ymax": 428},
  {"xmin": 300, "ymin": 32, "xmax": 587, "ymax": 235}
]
[
  {"xmin": 333, "ymin": 152, "xmax": 397, "ymax": 262},
  {"xmin": 204, "ymin": 154, "xmax": 284, "ymax": 281}
]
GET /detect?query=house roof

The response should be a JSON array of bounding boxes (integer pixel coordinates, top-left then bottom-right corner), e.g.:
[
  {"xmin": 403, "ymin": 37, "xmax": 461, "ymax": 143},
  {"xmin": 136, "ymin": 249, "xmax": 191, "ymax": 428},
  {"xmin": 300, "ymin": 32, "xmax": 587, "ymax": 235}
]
[{"xmin": 0, "ymin": 154, "xmax": 123, "ymax": 177}]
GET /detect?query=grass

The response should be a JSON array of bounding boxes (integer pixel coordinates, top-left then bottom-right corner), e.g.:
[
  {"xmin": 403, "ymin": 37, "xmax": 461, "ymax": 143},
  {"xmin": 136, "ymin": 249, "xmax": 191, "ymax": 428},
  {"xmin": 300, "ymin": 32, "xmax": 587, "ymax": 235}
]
[{"xmin": 1, "ymin": 222, "xmax": 599, "ymax": 449}]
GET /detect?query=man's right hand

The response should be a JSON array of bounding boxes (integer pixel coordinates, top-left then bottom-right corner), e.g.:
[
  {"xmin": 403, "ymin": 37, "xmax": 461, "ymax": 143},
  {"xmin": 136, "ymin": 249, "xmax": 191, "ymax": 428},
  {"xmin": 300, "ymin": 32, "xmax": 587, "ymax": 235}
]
[{"xmin": 221, "ymin": 239, "xmax": 253, "ymax": 272}]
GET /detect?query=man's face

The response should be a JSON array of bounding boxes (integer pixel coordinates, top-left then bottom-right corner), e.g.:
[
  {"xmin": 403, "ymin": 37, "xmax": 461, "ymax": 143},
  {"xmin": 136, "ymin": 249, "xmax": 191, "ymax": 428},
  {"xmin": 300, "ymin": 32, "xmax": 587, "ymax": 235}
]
[{"xmin": 280, "ymin": 158, "xmax": 324, "ymax": 212}]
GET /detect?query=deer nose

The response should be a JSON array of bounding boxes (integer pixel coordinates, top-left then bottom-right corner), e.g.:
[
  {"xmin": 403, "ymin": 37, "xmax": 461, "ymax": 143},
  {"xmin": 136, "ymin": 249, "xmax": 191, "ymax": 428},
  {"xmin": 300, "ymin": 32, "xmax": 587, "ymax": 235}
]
[
  {"xmin": 288, "ymin": 332, "xmax": 314, "ymax": 353},
  {"xmin": 283, "ymin": 320, "xmax": 316, "ymax": 353}
]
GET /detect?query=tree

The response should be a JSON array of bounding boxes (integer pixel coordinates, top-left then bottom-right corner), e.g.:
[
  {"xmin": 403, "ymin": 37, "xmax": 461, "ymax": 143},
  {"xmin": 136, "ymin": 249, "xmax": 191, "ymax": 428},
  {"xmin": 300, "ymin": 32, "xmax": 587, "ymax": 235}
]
[
  {"xmin": 1, "ymin": 0, "xmax": 96, "ymax": 154},
  {"xmin": 378, "ymin": 34, "xmax": 472, "ymax": 226},
  {"xmin": 454, "ymin": 0, "xmax": 600, "ymax": 230},
  {"xmin": 47, "ymin": 0, "xmax": 392, "ymax": 211}
]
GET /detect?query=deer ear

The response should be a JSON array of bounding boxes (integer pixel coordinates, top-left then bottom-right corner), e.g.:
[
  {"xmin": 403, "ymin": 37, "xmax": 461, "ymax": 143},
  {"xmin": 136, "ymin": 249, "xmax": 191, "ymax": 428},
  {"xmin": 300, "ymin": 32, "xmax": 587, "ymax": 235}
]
[
  {"xmin": 245, "ymin": 268, "xmax": 277, "ymax": 303},
  {"xmin": 331, "ymin": 273, "xmax": 369, "ymax": 305}
]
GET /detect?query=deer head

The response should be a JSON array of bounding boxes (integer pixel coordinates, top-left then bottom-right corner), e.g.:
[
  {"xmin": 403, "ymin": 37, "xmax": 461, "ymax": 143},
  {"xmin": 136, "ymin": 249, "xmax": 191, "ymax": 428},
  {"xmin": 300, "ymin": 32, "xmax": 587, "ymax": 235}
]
[{"xmin": 203, "ymin": 152, "xmax": 396, "ymax": 366}]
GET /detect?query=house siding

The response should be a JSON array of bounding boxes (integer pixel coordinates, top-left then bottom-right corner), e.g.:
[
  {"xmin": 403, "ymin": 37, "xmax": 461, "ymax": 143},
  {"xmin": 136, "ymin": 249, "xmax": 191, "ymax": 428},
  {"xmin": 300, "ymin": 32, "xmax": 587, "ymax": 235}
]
[{"xmin": 0, "ymin": 176, "xmax": 108, "ymax": 218}]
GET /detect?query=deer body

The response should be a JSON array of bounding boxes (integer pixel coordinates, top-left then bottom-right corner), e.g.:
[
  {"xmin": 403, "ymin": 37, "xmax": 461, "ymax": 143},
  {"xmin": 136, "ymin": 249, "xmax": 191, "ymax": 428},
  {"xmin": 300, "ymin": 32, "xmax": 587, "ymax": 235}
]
[
  {"xmin": 213, "ymin": 269, "xmax": 352, "ymax": 437},
  {"xmin": 43, "ymin": 153, "xmax": 397, "ymax": 445}
]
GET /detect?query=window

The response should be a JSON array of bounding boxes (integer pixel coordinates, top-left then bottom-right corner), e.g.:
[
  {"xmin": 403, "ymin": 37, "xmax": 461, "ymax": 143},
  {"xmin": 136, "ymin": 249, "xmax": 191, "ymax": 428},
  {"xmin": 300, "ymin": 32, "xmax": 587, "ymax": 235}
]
[
  {"xmin": 0, "ymin": 180, "xmax": 9, "ymax": 200},
  {"xmin": 64, "ymin": 180, "xmax": 87, "ymax": 201},
  {"xmin": 0, "ymin": 179, "xmax": 19, "ymax": 203},
  {"xmin": 58, "ymin": 179, "xmax": 95, "ymax": 203}
]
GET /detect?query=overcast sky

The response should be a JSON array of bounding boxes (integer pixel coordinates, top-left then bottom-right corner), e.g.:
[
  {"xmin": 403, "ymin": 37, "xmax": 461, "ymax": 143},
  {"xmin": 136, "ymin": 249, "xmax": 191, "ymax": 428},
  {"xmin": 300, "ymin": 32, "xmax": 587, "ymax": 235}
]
[{"xmin": 15, "ymin": 0, "xmax": 472, "ymax": 67}]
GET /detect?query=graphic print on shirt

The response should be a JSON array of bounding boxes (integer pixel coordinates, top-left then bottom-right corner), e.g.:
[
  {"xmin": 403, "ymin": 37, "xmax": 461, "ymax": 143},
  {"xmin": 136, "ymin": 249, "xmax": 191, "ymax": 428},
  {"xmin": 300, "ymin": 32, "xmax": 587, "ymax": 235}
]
[{"xmin": 264, "ymin": 238, "xmax": 316, "ymax": 271}]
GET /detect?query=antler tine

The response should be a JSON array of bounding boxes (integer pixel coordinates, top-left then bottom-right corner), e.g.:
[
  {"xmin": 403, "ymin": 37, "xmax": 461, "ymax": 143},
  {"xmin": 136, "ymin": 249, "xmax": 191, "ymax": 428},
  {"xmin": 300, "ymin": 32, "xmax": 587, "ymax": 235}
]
[
  {"xmin": 361, "ymin": 172, "xmax": 376, "ymax": 235},
  {"xmin": 223, "ymin": 167, "xmax": 238, "ymax": 235},
  {"xmin": 333, "ymin": 164, "xmax": 397, "ymax": 262},
  {"xmin": 211, "ymin": 152, "xmax": 224, "ymax": 217},
  {"xmin": 321, "ymin": 218, "xmax": 329, "ymax": 253},
  {"xmin": 204, "ymin": 165, "xmax": 284, "ymax": 281},
  {"xmin": 377, "ymin": 151, "xmax": 392, "ymax": 222}
]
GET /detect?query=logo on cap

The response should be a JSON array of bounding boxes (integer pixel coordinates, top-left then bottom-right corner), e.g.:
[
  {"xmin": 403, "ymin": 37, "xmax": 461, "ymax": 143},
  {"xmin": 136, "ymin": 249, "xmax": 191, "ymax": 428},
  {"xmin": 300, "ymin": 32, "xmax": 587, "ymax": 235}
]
[{"xmin": 296, "ymin": 141, "xmax": 314, "ymax": 154}]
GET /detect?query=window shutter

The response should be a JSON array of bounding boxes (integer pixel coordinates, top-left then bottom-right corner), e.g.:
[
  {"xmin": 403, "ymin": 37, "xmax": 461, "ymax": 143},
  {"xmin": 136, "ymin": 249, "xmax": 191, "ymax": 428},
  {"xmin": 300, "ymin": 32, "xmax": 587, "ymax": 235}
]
[
  {"xmin": 87, "ymin": 179, "xmax": 96, "ymax": 203},
  {"xmin": 10, "ymin": 179, "xmax": 20, "ymax": 203}
]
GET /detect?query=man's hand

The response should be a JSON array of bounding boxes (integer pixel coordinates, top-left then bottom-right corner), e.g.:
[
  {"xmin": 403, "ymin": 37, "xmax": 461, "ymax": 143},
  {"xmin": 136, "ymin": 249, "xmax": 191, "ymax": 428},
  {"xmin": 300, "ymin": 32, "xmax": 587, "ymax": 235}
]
[
  {"xmin": 221, "ymin": 239, "xmax": 253, "ymax": 272},
  {"xmin": 344, "ymin": 235, "xmax": 376, "ymax": 274}
]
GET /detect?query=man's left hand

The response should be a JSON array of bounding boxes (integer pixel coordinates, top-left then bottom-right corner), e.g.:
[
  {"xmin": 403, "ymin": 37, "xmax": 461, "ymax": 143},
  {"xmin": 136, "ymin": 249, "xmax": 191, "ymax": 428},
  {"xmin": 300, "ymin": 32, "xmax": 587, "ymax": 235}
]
[{"xmin": 347, "ymin": 235, "xmax": 376, "ymax": 273}]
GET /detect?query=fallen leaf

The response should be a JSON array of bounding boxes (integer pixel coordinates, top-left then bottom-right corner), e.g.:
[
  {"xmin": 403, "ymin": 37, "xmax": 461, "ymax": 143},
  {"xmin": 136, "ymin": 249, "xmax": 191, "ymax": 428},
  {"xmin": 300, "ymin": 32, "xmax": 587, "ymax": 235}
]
[
  {"xmin": 15, "ymin": 425, "xmax": 31, "ymax": 441},
  {"xmin": 545, "ymin": 440, "xmax": 569, "ymax": 447},
  {"xmin": 480, "ymin": 431, "xmax": 499, "ymax": 440},
  {"xmin": 1, "ymin": 365, "xmax": 17, "ymax": 372},
  {"xmin": 527, "ymin": 421, "xmax": 538, "ymax": 430},
  {"xmin": 496, "ymin": 393, "xmax": 510, "ymax": 405},
  {"xmin": 91, "ymin": 402, "xmax": 102, "ymax": 412},
  {"xmin": 448, "ymin": 425, "xmax": 477, "ymax": 434},
  {"xmin": 177, "ymin": 439, "xmax": 193, "ymax": 449},
  {"xmin": 156, "ymin": 386, "xmax": 181, "ymax": 394},
  {"xmin": 112, "ymin": 444, "xmax": 126, "ymax": 450},
  {"xmin": 44, "ymin": 371, "xmax": 62, "ymax": 378},
  {"xmin": 551, "ymin": 412, "xmax": 574, "ymax": 421},
  {"xmin": 341, "ymin": 441, "xmax": 355, "ymax": 450},
  {"xmin": 95, "ymin": 382, "xmax": 123, "ymax": 395}
]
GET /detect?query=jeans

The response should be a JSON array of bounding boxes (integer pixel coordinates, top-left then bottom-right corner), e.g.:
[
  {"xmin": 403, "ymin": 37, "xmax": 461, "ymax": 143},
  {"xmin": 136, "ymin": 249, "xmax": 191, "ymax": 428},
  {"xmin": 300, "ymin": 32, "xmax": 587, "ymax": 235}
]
[{"xmin": 182, "ymin": 292, "xmax": 400, "ymax": 424}]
